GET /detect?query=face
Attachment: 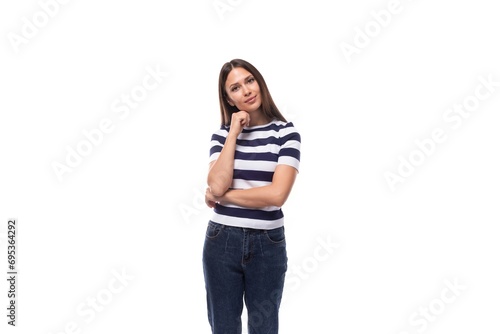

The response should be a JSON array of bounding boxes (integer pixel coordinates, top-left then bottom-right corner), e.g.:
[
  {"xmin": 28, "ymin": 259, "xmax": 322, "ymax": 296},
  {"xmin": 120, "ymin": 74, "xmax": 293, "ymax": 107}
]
[{"xmin": 225, "ymin": 67, "xmax": 262, "ymax": 113}]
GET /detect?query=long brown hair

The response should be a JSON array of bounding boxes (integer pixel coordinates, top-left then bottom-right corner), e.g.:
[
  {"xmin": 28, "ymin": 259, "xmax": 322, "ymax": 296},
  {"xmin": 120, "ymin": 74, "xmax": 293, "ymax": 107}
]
[{"xmin": 218, "ymin": 59, "xmax": 287, "ymax": 126}]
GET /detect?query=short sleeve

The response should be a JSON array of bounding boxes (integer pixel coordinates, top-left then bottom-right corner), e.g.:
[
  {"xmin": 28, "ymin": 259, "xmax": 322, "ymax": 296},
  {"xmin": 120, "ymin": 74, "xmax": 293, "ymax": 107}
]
[
  {"xmin": 208, "ymin": 126, "xmax": 228, "ymax": 163},
  {"xmin": 277, "ymin": 123, "xmax": 301, "ymax": 171}
]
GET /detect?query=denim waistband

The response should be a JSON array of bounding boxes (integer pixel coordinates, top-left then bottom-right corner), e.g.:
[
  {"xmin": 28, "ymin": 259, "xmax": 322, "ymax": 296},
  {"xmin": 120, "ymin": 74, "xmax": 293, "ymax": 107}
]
[{"xmin": 208, "ymin": 220, "xmax": 283, "ymax": 233}]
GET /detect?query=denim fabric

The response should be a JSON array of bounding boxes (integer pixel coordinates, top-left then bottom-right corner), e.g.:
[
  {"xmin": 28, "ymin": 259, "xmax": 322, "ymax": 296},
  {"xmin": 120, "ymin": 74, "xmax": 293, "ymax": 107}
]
[{"xmin": 202, "ymin": 221, "xmax": 288, "ymax": 334}]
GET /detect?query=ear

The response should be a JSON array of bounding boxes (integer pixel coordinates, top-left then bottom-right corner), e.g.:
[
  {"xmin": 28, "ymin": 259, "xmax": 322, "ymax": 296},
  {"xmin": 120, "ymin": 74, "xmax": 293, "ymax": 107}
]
[{"xmin": 227, "ymin": 99, "xmax": 235, "ymax": 106}]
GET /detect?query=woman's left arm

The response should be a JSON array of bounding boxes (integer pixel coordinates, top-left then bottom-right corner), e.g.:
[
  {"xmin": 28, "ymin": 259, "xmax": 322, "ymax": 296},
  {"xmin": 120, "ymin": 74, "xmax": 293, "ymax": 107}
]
[{"xmin": 206, "ymin": 164, "xmax": 298, "ymax": 208}]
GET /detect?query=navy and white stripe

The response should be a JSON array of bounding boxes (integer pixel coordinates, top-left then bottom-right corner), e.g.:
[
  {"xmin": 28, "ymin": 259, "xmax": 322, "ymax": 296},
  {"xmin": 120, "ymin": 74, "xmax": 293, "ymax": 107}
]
[{"xmin": 209, "ymin": 119, "xmax": 301, "ymax": 229}]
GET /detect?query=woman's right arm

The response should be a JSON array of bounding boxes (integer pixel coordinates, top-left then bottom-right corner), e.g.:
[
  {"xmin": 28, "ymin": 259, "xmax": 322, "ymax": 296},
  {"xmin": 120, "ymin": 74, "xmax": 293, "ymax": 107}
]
[{"xmin": 207, "ymin": 111, "xmax": 250, "ymax": 197}]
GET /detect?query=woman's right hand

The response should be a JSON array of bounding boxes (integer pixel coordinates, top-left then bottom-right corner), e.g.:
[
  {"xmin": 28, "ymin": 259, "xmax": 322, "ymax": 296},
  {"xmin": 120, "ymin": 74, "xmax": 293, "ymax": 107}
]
[{"xmin": 229, "ymin": 111, "xmax": 250, "ymax": 136}]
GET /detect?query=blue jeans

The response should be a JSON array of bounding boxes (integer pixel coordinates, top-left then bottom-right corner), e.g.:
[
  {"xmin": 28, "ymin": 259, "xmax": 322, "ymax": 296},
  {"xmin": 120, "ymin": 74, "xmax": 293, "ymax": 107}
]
[{"xmin": 202, "ymin": 221, "xmax": 288, "ymax": 334}]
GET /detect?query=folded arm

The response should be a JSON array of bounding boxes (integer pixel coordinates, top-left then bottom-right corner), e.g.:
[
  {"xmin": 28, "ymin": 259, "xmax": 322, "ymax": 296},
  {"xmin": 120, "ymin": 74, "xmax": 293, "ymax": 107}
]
[{"xmin": 206, "ymin": 164, "xmax": 298, "ymax": 208}]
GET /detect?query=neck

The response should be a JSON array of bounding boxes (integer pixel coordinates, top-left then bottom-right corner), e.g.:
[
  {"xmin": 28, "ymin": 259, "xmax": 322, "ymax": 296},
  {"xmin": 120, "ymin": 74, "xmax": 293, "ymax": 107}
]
[{"xmin": 248, "ymin": 111, "xmax": 271, "ymax": 127}]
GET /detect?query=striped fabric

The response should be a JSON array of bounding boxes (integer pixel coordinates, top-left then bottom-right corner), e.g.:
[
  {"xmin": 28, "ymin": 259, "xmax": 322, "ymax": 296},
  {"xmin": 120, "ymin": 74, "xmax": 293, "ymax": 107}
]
[{"xmin": 208, "ymin": 119, "xmax": 301, "ymax": 229}]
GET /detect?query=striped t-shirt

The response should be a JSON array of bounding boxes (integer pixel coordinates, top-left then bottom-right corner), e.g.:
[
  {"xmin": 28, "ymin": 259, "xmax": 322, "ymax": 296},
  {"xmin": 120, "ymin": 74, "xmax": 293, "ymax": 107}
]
[{"xmin": 208, "ymin": 119, "xmax": 301, "ymax": 229}]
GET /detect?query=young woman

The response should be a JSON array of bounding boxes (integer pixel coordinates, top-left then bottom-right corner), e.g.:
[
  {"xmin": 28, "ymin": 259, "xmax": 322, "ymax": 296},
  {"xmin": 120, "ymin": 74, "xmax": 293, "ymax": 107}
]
[{"xmin": 202, "ymin": 59, "xmax": 301, "ymax": 334}]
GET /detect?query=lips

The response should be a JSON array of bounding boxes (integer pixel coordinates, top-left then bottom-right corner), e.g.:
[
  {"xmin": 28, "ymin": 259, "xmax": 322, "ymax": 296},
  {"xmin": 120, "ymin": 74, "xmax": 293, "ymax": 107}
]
[{"xmin": 245, "ymin": 95, "xmax": 257, "ymax": 103}]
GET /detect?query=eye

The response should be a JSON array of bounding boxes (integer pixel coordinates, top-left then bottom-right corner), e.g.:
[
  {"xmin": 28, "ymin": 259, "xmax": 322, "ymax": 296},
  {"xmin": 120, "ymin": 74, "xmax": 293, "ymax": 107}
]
[
  {"xmin": 247, "ymin": 77, "xmax": 255, "ymax": 84},
  {"xmin": 231, "ymin": 86, "xmax": 239, "ymax": 92}
]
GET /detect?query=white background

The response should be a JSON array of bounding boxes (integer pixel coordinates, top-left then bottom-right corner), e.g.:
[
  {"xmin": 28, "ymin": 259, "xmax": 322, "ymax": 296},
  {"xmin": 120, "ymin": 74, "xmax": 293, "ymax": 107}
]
[{"xmin": 1, "ymin": 0, "xmax": 499, "ymax": 333}]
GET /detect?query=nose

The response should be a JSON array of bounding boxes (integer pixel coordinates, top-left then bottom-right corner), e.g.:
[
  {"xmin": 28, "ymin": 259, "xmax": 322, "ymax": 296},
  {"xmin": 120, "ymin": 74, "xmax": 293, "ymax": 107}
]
[{"xmin": 242, "ymin": 85, "xmax": 251, "ymax": 96}]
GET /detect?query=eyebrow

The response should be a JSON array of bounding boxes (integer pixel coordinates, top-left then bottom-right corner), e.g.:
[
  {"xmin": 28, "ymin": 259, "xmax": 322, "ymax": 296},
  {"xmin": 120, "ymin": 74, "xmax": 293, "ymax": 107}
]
[{"xmin": 228, "ymin": 75, "xmax": 254, "ymax": 89}]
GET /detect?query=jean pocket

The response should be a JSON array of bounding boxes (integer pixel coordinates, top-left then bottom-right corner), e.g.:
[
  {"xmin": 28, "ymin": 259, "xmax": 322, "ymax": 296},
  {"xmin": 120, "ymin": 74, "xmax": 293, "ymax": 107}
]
[
  {"xmin": 264, "ymin": 226, "xmax": 285, "ymax": 243},
  {"xmin": 205, "ymin": 221, "xmax": 223, "ymax": 239}
]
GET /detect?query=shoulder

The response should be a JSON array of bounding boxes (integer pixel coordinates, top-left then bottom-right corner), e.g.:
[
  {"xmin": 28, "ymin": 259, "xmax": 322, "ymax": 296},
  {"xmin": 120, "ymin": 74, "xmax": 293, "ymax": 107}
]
[
  {"xmin": 271, "ymin": 120, "xmax": 301, "ymax": 141},
  {"xmin": 270, "ymin": 119, "xmax": 298, "ymax": 129},
  {"xmin": 259, "ymin": 119, "xmax": 298, "ymax": 134}
]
